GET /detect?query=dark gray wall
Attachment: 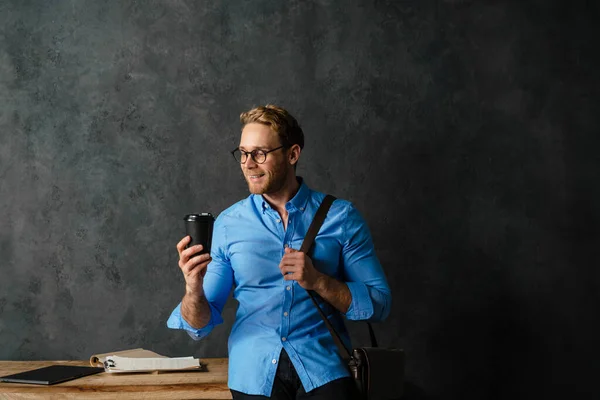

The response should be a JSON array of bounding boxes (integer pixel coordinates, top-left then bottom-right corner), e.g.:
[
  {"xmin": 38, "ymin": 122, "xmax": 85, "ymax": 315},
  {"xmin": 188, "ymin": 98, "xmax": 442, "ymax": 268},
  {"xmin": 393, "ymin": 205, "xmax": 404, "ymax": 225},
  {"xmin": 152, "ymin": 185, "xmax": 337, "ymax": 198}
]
[{"xmin": 1, "ymin": 0, "xmax": 598, "ymax": 398}]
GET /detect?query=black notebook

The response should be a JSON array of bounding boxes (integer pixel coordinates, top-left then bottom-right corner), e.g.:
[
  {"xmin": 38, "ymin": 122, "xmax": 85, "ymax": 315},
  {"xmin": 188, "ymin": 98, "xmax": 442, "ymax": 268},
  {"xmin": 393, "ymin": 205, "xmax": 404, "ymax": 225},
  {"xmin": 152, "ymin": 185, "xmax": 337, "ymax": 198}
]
[{"xmin": 0, "ymin": 365, "xmax": 104, "ymax": 385}]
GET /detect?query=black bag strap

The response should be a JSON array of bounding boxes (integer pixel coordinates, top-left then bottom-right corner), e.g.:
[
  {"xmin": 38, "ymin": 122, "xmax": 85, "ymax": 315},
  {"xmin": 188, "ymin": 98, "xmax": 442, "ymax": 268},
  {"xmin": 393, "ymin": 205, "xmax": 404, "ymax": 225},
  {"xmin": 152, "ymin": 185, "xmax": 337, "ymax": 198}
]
[{"xmin": 299, "ymin": 195, "xmax": 378, "ymax": 362}]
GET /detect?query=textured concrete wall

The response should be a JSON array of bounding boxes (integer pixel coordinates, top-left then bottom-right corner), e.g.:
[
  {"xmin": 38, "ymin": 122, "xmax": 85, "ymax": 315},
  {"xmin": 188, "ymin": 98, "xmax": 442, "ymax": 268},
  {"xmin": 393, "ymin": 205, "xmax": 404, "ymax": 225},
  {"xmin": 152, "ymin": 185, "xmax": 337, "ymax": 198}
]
[{"xmin": 0, "ymin": 1, "xmax": 598, "ymax": 398}]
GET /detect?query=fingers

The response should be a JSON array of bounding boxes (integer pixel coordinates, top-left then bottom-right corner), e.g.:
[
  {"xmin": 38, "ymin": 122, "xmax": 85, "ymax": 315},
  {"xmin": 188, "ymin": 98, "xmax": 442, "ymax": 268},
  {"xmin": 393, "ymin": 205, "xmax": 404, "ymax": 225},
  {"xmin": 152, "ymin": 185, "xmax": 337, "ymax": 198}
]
[
  {"xmin": 280, "ymin": 264, "xmax": 298, "ymax": 280},
  {"xmin": 177, "ymin": 236, "xmax": 206, "ymax": 257},
  {"xmin": 176, "ymin": 236, "xmax": 191, "ymax": 256},
  {"xmin": 279, "ymin": 264, "xmax": 297, "ymax": 274},
  {"xmin": 177, "ymin": 239, "xmax": 205, "ymax": 269},
  {"xmin": 182, "ymin": 252, "xmax": 211, "ymax": 271},
  {"xmin": 280, "ymin": 251, "xmax": 304, "ymax": 263},
  {"xmin": 279, "ymin": 250, "xmax": 307, "ymax": 274},
  {"xmin": 279, "ymin": 250, "xmax": 316, "ymax": 285},
  {"xmin": 281, "ymin": 265, "xmax": 308, "ymax": 282},
  {"xmin": 181, "ymin": 244, "xmax": 205, "ymax": 261},
  {"xmin": 181, "ymin": 253, "xmax": 212, "ymax": 275}
]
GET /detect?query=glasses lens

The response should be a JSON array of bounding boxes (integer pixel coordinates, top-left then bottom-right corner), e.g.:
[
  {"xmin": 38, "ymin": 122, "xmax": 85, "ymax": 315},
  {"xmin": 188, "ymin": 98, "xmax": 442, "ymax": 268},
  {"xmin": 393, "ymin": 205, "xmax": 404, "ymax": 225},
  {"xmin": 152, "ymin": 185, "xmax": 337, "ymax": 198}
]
[
  {"xmin": 232, "ymin": 149, "xmax": 245, "ymax": 163},
  {"xmin": 253, "ymin": 150, "xmax": 266, "ymax": 164}
]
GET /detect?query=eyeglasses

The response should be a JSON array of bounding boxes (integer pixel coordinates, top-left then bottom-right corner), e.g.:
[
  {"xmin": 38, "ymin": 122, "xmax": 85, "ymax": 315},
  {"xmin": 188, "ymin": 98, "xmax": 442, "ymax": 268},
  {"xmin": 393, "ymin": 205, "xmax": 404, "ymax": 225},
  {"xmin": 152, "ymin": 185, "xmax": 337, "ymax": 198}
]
[{"xmin": 230, "ymin": 145, "xmax": 286, "ymax": 164}]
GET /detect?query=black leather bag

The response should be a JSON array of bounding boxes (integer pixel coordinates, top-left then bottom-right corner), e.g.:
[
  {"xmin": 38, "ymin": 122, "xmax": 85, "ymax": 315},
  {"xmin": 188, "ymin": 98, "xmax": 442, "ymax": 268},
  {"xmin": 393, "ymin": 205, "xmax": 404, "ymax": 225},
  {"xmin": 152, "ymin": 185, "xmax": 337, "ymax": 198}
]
[
  {"xmin": 350, "ymin": 346, "xmax": 405, "ymax": 400},
  {"xmin": 300, "ymin": 195, "xmax": 405, "ymax": 399}
]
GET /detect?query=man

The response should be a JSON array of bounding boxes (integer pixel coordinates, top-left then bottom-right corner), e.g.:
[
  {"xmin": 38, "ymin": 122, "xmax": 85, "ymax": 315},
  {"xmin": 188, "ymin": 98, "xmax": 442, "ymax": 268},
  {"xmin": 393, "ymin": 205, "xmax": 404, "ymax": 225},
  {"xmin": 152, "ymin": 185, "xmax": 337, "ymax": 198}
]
[{"xmin": 167, "ymin": 105, "xmax": 391, "ymax": 399}]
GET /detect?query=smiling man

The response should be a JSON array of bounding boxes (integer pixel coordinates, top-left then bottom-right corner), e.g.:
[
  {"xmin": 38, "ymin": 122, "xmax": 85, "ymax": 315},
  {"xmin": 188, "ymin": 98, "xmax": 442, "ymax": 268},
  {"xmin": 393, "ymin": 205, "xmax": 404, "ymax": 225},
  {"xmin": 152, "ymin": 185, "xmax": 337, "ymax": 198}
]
[{"xmin": 167, "ymin": 105, "xmax": 391, "ymax": 399}]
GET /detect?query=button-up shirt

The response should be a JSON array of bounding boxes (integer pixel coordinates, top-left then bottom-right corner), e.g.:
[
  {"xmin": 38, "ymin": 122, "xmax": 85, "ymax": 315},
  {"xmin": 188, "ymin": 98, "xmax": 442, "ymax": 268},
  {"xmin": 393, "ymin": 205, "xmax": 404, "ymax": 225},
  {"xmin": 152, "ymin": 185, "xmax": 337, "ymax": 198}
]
[{"xmin": 167, "ymin": 178, "xmax": 391, "ymax": 396}]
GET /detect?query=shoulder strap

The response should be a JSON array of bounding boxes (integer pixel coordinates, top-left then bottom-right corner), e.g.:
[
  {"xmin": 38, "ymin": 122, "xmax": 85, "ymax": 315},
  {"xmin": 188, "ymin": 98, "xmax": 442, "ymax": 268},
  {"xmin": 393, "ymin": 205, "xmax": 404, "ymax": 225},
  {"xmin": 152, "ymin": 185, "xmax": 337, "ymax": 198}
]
[
  {"xmin": 299, "ymin": 194, "xmax": 336, "ymax": 254},
  {"xmin": 300, "ymin": 195, "xmax": 380, "ymax": 360},
  {"xmin": 299, "ymin": 195, "xmax": 354, "ymax": 360}
]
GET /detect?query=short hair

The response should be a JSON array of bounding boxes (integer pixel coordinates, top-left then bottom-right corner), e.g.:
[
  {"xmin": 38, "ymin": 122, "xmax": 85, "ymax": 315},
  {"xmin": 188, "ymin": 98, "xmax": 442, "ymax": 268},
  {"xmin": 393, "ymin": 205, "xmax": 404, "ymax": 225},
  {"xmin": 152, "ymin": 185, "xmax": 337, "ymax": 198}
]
[{"xmin": 240, "ymin": 105, "xmax": 304, "ymax": 150}]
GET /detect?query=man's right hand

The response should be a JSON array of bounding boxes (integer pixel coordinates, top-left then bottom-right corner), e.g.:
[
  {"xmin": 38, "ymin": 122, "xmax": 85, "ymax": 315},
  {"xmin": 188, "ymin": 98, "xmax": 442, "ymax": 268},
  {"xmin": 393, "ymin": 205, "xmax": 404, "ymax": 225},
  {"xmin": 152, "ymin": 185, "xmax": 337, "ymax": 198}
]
[{"xmin": 177, "ymin": 236, "xmax": 212, "ymax": 297}]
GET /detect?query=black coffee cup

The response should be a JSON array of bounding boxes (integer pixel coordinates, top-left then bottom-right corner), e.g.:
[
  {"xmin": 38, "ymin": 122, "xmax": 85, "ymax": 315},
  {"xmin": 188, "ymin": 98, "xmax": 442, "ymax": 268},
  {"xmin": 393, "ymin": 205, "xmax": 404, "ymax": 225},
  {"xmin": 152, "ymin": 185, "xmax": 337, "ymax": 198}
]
[{"xmin": 183, "ymin": 213, "xmax": 214, "ymax": 255}]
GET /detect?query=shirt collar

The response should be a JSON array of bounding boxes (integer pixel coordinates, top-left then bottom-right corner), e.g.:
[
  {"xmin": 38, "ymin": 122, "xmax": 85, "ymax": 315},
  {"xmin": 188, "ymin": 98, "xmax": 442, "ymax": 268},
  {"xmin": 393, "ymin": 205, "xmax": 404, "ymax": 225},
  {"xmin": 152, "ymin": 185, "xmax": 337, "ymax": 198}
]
[{"xmin": 256, "ymin": 177, "xmax": 310, "ymax": 213}]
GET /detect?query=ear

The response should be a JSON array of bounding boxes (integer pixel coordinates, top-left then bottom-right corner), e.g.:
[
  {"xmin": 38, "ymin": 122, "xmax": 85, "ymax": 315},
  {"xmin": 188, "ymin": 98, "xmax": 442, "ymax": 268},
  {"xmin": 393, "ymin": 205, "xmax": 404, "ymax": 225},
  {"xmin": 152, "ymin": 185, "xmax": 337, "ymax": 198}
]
[{"xmin": 288, "ymin": 144, "xmax": 301, "ymax": 166}]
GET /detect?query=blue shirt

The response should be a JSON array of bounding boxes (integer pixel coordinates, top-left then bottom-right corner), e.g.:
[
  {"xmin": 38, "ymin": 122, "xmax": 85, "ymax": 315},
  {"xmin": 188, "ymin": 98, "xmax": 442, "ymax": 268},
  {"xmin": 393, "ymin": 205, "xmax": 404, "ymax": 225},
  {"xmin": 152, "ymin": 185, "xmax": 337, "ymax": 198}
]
[{"xmin": 167, "ymin": 178, "xmax": 391, "ymax": 396}]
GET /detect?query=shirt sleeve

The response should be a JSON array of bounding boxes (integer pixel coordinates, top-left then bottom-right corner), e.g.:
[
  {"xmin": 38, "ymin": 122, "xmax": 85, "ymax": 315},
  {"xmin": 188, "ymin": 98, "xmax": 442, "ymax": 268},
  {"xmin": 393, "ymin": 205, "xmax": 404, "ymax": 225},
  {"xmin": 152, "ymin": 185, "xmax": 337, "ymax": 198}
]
[
  {"xmin": 340, "ymin": 203, "xmax": 391, "ymax": 321},
  {"xmin": 166, "ymin": 214, "xmax": 233, "ymax": 339}
]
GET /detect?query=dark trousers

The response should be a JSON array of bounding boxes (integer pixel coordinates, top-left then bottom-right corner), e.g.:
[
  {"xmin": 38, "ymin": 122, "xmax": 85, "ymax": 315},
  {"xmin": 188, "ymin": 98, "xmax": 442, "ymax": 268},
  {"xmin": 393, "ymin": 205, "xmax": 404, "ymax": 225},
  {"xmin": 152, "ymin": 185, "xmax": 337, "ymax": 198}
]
[{"xmin": 231, "ymin": 349, "xmax": 360, "ymax": 400}]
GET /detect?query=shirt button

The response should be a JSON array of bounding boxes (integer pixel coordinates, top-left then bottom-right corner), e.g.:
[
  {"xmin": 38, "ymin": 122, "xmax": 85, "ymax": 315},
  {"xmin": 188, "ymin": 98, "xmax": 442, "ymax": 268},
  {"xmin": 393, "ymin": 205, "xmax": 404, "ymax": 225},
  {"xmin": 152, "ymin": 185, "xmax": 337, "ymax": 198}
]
[
  {"xmin": 300, "ymin": 207, "xmax": 304, "ymax": 211},
  {"xmin": 272, "ymin": 359, "xmax": 277, "ymax": 364},
  {"xmin": 276, "ymin": 219, "xmax": 281, "ymax": 223},
  {"xmin": 286, "ymin": 286, "xmax": 291, "ymax": 291},
  {"xmin": 283, "ymin": 312, "xmax": 288, "ymax": 316},
  {"xmin": 284, "ymin": 244, "xmax": 289, "ymax": 248},
  {"xmin": 281, "ymin": 337, "xmax": 287, "ymax": 342}
]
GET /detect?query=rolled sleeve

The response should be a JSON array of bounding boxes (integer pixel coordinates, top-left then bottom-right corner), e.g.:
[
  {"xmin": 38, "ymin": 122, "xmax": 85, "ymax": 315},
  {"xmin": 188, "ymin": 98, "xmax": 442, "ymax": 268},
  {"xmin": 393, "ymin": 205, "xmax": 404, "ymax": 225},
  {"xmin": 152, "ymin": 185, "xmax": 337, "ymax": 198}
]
[
  {"xmin": 341, "ymin": 203, "xmax": 391, "ymax": 322},
  {"xmin": 167, "ymin": 302, "xmax": 224, "ymax": 340},
  {"xmin": 344, "ymin": 281, "xmax": 374, "ymax": 320}
]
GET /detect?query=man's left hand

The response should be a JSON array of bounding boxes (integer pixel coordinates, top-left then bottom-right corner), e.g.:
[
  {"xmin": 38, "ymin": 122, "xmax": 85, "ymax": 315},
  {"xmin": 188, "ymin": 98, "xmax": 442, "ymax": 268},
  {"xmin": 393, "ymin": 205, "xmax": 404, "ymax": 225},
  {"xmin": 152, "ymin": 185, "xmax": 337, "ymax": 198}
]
[{"xmin": 279, "ymin": 247, "xmax": 324, "ymax": 291}]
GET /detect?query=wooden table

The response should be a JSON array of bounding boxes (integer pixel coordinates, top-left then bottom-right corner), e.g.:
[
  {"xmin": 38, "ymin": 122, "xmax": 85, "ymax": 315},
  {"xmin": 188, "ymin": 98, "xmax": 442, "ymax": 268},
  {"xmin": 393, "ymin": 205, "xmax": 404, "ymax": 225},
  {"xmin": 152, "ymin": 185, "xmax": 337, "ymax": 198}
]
[{"xmin": 0, "ymin": 358, "xmax": 232, "ymax": 399}]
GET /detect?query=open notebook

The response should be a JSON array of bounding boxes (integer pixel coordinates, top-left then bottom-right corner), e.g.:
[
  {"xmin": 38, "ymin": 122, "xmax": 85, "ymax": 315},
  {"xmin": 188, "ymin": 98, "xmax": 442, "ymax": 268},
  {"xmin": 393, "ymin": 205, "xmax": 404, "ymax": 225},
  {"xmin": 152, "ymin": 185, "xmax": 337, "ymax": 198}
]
[{"xmin": 89, "ymin": 348, "xmax": 202, "ymax": 373}]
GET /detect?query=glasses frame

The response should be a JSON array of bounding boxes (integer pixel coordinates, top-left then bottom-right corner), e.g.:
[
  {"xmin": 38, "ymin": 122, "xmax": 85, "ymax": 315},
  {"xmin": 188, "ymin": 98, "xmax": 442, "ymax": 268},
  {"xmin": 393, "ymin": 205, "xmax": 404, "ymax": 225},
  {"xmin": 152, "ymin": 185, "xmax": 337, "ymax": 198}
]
[{"xmin": 230, "ymin": 145, "xmax": 286, "ymax": 164}]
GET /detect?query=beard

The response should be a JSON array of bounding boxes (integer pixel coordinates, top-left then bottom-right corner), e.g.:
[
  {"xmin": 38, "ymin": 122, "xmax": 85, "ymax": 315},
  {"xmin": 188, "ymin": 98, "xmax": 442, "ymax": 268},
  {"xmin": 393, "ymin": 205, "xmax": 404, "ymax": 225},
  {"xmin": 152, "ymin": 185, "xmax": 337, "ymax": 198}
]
[{"xmin": 243, "ymin": 162, "xmax": 288, "ymax": 195}]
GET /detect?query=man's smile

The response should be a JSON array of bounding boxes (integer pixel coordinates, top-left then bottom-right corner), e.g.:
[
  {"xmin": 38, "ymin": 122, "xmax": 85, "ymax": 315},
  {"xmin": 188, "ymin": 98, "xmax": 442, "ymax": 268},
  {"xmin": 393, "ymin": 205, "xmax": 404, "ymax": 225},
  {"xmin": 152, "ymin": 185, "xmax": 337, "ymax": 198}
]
[{"xmin": 247, "ymin": 173, "xmax": 266, "ymax": 181}]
